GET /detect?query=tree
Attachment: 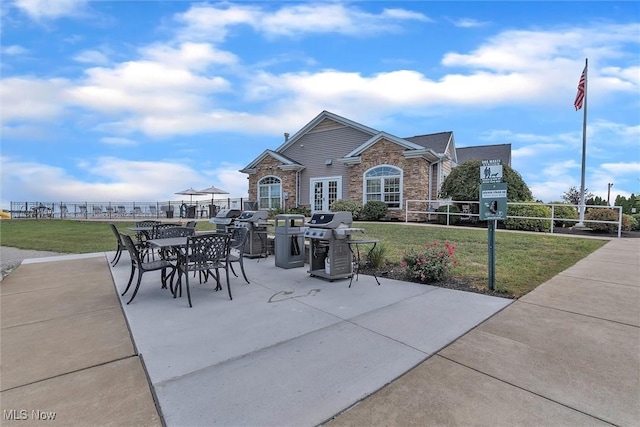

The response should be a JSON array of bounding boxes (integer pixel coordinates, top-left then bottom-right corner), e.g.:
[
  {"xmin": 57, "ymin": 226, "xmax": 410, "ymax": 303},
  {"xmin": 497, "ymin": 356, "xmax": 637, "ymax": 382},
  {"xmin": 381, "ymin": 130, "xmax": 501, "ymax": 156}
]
[
  {"xmin": 562, "ymin": 186, "xmax": 594, "ymax": 205},
  {"xmin": 439, "ymin": 160, "xmax": 532, "ymax": 202}
]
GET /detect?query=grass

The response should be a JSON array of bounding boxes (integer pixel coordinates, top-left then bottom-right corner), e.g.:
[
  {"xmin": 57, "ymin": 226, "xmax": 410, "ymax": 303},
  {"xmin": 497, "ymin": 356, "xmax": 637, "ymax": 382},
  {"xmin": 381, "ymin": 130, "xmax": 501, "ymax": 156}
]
[{"xmin": 0, "ymin": 219, "xmax": 609, "ymax": 298}]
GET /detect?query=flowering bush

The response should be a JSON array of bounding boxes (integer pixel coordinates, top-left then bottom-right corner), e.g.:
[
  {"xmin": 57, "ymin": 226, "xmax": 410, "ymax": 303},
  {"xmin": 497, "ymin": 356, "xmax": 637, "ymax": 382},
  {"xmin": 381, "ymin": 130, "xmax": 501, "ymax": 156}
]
[{"xmin": 400, "ymin": 241, "xmax": 457, "ymax": 283}]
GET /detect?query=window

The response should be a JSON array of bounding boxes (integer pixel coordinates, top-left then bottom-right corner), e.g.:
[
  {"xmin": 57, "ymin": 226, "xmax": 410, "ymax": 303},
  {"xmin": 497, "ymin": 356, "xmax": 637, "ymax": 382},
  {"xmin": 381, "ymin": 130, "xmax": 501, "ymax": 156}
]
[
  {"xmin": 258, "ymin": 176, "xmax": 282, "ymax": 209},
  {"xmin": 364, "ymin": 166, "xmax": 402, "ymax": 208}
]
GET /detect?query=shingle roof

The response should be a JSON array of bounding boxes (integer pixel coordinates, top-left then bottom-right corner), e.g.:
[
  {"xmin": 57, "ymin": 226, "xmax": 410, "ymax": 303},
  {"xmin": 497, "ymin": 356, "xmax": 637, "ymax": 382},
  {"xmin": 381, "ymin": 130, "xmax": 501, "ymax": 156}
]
[
  {"xmin": 404, "ymin": 132, "xmax": 453, "ymax": 153},
  {"xmin": 456, "ymin": 143, "xmax": 511, "ymax": 166}
]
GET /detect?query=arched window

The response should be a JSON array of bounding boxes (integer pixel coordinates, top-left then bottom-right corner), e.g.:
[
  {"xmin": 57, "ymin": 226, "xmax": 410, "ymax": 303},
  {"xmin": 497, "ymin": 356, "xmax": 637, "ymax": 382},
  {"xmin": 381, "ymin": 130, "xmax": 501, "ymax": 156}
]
[
  {"xmin": 258, "ymin": 176, "xmax": 282, "ymax": 209},
  {"xmin": 364, "ymin": 165, "xmax": 402, "ymax": 208}
]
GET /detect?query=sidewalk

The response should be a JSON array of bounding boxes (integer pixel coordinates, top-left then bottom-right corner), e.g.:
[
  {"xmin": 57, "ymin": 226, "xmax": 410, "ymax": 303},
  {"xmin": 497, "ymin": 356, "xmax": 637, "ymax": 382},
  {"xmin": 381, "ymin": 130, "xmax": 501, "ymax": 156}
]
[{"xmin": 327, "ymin": 238, "xmax": 640, "ymax": 426}]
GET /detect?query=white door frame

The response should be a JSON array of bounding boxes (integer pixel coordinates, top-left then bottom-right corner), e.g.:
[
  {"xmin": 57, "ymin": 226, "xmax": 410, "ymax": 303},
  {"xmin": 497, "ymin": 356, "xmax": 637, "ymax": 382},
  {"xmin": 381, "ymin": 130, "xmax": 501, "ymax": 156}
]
[{"xmin": 310, "ymin": 176, "xmax": 342, "ymax": 212}]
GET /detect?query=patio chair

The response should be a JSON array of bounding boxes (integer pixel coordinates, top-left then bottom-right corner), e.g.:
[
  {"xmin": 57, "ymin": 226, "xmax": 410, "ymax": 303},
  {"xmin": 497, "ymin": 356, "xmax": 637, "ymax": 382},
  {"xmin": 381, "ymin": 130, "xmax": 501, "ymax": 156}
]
[
  {"xmin": 155, "ymin": 226, "xmax": 196, "ymax": 274},
  {"xmin": 60, "ymin": 204, "xmax": 68, "ymax": 219},
  {"xmin": 93, "ymin": 205, "xmax": 103, "ymax": 216},
  {"xmin": 227, "ymin": 226, "xmax": 250, "ymax": 284},
  {"xmin": 120, "ymin": 234, "xmax": 176, "ymax": 305},
  {"xmin": 149, "ymin": 205, "xmax": 157, "ymax": 217},
  {"xmin": 79, "ymin": 205, "xmax": 88, "ymax": 218},
  {"xmin": 110, "ymin": 223, "xmax": 147, "ymax": 266},
  {"xmin": 116, "ymin": 205, "xmax": 127, "ymax": 216},
  {"xmin": 133, "ymin": 206, "xmax": 143, "ymax": 217},
  {"xmin": 109, "ymin": 223, "xmax": 126, "ymax": 266},
  {"xmin": 175, "ymin": 233, "xmax": 231, "ymax": 307}
]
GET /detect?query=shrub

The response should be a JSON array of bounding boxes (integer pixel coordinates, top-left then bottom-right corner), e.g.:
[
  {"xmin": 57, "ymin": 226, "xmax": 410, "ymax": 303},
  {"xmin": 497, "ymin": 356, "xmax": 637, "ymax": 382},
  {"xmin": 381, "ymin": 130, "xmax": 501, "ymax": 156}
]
[
  {"xmin": 287, "ymin": 206, "xmax": 311, "ymax": 217},
  {"xmin": 367, "ymin": 243, "xmax": 387, "ymax": 269},
  {"xmin": 630, "ymin": 214, "xmax": 640, "ymax": 231},
  {"xmin": 330, "ymin": 199, "xmax": 362, "ymax": 220},
  {"xmin": 505, "ymin": 203, "xmax": 552, "ymax": 232},
  {"xmin": 400, "ymin": 241, "xmax": 457, "ymax": 283},
  {"xmin": 584, "ymin": 208, "xmax": 620, "ymax": 233},
  {"xmin": 361, "ymin": 201, "xmax": 388, "ymax": 221},
  {"xmin": 549, "ymin": 202, "xmax": 578, "ymax": 228},
  {"xmin": 436, "ymin": 205, "xmax": 460, "ymax": 225}
]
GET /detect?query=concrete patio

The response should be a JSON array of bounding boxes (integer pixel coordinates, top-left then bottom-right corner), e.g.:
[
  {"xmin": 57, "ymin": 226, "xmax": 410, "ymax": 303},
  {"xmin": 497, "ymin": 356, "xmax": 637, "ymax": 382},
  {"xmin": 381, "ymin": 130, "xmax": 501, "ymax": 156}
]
[{"xmin": 1, "ymin": 237, "xmax": 638, "ymax": 426}]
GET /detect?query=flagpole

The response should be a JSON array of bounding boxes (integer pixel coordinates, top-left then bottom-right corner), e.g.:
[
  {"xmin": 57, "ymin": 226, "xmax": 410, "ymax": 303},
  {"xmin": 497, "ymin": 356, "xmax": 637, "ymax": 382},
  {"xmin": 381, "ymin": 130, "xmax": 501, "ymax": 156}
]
[{"xmin": 576, "ymin": 58, "xmax": 588, "ymax": 227}]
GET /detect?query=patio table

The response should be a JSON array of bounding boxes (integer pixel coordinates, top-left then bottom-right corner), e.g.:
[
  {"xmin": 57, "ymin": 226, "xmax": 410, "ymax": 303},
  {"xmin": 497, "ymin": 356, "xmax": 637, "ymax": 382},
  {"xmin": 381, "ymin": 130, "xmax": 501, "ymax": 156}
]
[{"xmin": 347, "ymin": 239, "xmax": 381, "ymax": 288}]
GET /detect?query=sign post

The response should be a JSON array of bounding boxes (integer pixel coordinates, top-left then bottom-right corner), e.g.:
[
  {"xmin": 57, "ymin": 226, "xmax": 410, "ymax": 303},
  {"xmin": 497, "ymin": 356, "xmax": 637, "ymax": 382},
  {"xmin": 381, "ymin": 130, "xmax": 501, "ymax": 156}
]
[{"xmin": 479, "ymin": 160, "xmax": 507, "ymax": 291}]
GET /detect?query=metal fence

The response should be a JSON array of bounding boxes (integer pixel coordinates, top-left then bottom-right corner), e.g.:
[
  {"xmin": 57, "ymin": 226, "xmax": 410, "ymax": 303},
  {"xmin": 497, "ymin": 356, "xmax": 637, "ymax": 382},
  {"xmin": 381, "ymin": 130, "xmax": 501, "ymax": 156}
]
[
  {"xmin": 9, "ymin": 198, "xmax": 253, "ymax": 220},
  {"xmin": 405, "ymin": 200, "xmax": 624, "ymax": 238}
]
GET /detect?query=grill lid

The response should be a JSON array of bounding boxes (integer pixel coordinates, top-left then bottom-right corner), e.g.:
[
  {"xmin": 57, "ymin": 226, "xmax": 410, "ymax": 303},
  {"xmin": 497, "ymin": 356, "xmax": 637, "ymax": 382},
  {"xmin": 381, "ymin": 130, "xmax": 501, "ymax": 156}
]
[
  {"xmin": 306, "ymin": 211, "xmax": 353, "ymax": 228},
  {"xmin": 237, "ymin": 210, "xmax": 268, "ymax": 222},
  {"xmin": 215, "ymin": 209, "xmax": 242, "ymax": 218}
]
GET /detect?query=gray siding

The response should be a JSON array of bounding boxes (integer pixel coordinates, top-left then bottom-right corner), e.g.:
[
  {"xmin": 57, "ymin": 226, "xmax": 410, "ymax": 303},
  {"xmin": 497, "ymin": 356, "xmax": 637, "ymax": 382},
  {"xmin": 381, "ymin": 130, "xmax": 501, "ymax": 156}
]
[{"xmin": 281, "ymin": 125, "xmax": 373, "ymax": 205}]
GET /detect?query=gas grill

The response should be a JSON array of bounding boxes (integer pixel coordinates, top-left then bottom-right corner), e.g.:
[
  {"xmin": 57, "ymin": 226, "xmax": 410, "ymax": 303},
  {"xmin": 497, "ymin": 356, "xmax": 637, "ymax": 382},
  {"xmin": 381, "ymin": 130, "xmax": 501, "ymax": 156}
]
[
  {"xmin": 304, "ymin": 211, "xmax": 364, "ymax": 281},
  {"xmin": 209, "ymin": 208, "xmax": 242, "ymax": 233},
  {"xmin": 235, "ymin": 210, "xmax": 270, "ymax": 258}
]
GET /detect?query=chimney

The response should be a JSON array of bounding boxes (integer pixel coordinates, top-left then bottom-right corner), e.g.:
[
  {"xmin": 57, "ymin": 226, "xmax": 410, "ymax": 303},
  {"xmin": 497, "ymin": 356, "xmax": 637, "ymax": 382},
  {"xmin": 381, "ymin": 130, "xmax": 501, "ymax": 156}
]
[{"xmin": 284, "ymin": 132, "xmax": 290, "ymax": 141}]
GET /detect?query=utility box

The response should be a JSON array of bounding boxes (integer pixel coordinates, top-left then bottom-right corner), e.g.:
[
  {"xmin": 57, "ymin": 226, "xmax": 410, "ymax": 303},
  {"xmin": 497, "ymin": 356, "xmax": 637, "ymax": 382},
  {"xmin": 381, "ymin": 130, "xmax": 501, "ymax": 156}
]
[{"xmin": 275, "ymin": 214, "xmax": 305, "ymax": 269}]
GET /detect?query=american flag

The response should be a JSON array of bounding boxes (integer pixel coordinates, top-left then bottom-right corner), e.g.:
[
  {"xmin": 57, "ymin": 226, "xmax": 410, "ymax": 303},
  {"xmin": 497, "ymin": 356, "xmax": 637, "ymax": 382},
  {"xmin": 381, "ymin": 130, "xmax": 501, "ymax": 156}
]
[{"xmin": 574, "ymin": 65, "xmax": 587, "ymax": 111}]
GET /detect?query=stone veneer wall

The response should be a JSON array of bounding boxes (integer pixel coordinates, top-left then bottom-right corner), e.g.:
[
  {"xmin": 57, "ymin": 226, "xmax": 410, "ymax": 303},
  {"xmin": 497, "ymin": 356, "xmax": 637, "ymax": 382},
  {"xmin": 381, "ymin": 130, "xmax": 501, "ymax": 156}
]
[
  {"xmin": 348, "ymin": 139, "xmax": 431, "ymax": 221},
  {"xmin": 247, "ymin": 156, "xmax": 298, "ymax": 209}
]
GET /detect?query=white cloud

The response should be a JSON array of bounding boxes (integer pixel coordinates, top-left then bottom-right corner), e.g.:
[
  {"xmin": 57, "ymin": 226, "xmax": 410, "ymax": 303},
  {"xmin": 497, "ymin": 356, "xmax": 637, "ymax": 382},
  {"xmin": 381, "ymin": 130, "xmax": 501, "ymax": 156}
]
[
  {"xmin": 0, "ymin": 77, "xmax": 70, "ymax": 123},
  {"xmin": 450, "ymin": 18, "xmax": 489, "ymax": 28},
  {"xmin": 73, "ymin": 49, "xmax": 110, "ymax": 65},
  {"xmin": 2, "ymin": 45, "xmax": 28, "ymax": 55},
  {"xmin": 13, "ymin": 0, "xmax": 88, "ymax": 20},
  {"xmin": 600, "ymin": 162, "xmax": 640, "ymax": 175},
  {"xmin": 175, "ymin": 2, "xmax": 430, "ymax": 41},
  {"xmin": 100, "ymin": 137, "xmax": 136, "ymax": 146},
  {"xmin": 0, "ymin": 155, "xmax": 247, "ymax": 206}
]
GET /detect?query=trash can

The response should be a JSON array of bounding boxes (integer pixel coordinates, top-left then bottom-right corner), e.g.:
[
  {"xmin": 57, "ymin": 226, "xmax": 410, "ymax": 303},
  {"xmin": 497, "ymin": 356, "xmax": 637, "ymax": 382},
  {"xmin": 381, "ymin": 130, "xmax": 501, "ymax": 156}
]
[{"xmin": 275, "ymin": 214, "xmax": 305, "ymax": 269}]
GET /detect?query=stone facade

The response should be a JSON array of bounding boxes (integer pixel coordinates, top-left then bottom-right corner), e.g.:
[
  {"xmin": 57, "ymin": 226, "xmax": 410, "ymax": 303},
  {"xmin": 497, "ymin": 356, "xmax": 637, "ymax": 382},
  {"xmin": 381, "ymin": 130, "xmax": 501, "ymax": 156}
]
[
  {"xmin": 348, "ymin": 139, "xmax": 433, "ymax": 221},
  {"xmin": 247, "ymin": 156, "xmax": 298, "ymax": 210},
  {"xmin": 248, "ymin": 139, "xmax": 441, "ymax": 220}
]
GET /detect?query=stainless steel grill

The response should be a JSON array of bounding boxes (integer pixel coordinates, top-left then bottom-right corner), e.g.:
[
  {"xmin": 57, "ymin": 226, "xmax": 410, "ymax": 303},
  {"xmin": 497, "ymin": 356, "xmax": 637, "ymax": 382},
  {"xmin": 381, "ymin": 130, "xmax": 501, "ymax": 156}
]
[
  {"xmin": 304, "ymin": 211, "xmax": 364, "ymax": 281},
  {"xmin": 235, "ymin": 210, "xmax": 269, "ymax": 258},
  {"xmin": 209, "ymin": 209, "xmax": 242, "ymax": 233}
]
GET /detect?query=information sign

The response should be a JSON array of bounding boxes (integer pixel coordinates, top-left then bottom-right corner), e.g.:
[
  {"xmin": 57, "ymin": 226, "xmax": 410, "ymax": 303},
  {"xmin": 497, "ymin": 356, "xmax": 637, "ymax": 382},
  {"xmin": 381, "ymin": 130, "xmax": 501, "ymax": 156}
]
[
  {"xmin": 480, "ymin": 182, "xmax": 507, "ymax": 220},
  {"xmin": 480, "ymin": 159, "xmax": 503, "ymax": 184}
]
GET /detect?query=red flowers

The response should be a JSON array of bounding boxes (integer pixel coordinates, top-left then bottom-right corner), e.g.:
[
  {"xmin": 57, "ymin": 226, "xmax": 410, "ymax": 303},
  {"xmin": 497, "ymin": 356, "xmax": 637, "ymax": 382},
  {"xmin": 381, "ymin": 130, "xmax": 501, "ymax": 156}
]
[{"xmin": 401, "ymin": 241, "xmax": 458, "ymax": 283}]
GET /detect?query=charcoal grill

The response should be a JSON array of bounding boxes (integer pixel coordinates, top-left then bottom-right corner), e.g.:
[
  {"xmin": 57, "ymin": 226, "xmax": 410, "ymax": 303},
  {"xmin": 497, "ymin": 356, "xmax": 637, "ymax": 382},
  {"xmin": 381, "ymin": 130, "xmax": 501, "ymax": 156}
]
[
  {"xmin": 235, "ymin": 210, "xmax": 269, "ymax": 258},
  {"xmin": 209, "ymin": 208, "xmax": 242, "ymax": 233},
  {"xmin": 304, "ymin": 211, "xmax": 364, "ymax": 281}
]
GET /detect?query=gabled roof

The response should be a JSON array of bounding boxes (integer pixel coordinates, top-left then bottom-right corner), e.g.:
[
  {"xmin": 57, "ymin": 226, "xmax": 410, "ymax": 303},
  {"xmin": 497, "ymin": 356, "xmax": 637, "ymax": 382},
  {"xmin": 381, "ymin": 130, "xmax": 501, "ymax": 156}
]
[
  {"xmin": 274, "ymin": 110, "xmax": 379, "ymax": 153},
  {"xmin": 456, "ymin": 143, "xmax": 512, "ymax": 166},
  {"xmin": 338, "ymin": 131, "xmax": 442, "ymax": 165},
  {"xmin": 239, "ymin": 149, "xmax": 304, "ymax": 174},
  {"xmin": 404, "ymin": 132, "xmax": 453, "ymax": 154}
]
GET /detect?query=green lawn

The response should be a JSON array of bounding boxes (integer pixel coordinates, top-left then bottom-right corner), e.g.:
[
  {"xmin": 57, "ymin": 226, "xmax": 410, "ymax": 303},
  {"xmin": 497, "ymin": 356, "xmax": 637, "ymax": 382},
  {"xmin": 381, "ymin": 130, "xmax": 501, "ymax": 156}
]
[{"xmin": 0, "ymin": 219, "xmax": 608, "ymax": 298}]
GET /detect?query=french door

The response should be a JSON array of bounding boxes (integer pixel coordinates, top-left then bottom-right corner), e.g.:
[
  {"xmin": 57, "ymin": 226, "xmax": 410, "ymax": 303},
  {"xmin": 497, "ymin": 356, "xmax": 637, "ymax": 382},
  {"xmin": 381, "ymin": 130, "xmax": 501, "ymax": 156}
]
[{"xmin": 310, "ymin": 177, "xmax": 341, "ymax": 212}]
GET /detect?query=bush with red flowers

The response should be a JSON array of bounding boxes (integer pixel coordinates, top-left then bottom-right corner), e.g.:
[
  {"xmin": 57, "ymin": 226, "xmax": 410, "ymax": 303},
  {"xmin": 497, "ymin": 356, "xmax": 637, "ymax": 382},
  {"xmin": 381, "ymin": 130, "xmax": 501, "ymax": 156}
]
[{"xmin": 400, "ymin": 241, "xmax": 458, "ymax": 283}]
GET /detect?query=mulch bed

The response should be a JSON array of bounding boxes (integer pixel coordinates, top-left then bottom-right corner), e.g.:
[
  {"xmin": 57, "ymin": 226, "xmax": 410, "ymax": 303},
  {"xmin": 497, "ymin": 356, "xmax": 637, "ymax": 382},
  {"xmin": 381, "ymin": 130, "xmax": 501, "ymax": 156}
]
[{"xmin": 359, "ymin": 264, "xmax": 515, "ymax": 299}]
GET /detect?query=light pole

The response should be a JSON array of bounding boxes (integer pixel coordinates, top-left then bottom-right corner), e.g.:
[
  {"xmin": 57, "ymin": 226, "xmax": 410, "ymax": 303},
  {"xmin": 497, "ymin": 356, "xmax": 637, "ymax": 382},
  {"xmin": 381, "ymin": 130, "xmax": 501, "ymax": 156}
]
[{"xmin": 607, "ymin": 183, "xmax": 614, "ymax": 206}]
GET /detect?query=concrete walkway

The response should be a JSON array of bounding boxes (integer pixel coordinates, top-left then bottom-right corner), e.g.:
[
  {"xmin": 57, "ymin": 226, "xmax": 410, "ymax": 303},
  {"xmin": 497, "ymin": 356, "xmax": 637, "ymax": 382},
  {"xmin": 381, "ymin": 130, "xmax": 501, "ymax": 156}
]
[
  {"xmin": 1, "ymin": 238, "xmax": 638, "ymax": 426},
  {"xmin": 327, "ymin": 238, "xmax": 640, "ymax": 426}
]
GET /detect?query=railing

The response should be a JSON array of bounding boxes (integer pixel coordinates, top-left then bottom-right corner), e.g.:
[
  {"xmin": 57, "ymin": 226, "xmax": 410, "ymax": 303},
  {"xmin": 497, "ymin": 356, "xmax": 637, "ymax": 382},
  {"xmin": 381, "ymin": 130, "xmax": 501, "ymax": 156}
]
[
  {"xmin": 8, "ymin": 198, "xmax": 252, "ymax": 220},
  {"xmin": 405, "ymin": 199, "xmax": 623, "ymax": 238}
]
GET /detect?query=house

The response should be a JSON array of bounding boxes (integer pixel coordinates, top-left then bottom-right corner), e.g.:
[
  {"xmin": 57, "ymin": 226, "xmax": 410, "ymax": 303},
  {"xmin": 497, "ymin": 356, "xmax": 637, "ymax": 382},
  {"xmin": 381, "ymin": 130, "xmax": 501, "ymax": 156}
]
[{"xmin": 240, "ymin": 110, "xmax": 511, "ymax": 220}]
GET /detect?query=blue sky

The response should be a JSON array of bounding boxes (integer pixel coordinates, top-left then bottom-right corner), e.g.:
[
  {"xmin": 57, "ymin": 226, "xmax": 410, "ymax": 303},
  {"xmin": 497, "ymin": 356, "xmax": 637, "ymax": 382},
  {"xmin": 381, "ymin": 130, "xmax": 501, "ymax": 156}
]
[{"xmin": 1, "ymin": 0, "xmax": 639, "ymax": 208}]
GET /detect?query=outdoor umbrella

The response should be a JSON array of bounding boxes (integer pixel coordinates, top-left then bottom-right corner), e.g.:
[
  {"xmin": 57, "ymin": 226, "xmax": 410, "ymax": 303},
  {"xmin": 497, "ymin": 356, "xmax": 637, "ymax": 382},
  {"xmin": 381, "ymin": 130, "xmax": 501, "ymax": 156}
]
[
  {"xmin": 175, "ymin": 187, "xmax": 204, "ymax": 204},
  {"xmin": 198, "ymin": 185, "xmax": 230, "ymax": 213}
]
